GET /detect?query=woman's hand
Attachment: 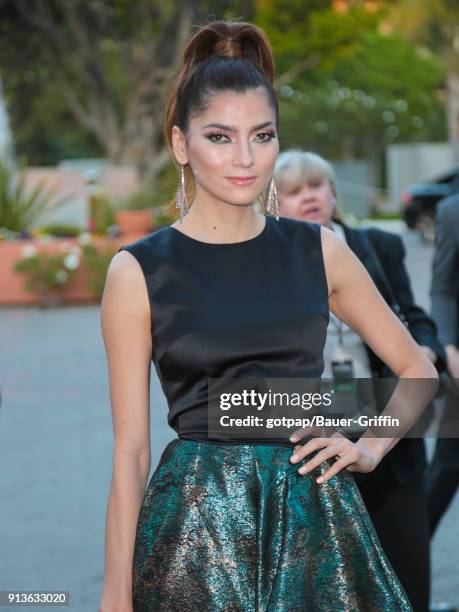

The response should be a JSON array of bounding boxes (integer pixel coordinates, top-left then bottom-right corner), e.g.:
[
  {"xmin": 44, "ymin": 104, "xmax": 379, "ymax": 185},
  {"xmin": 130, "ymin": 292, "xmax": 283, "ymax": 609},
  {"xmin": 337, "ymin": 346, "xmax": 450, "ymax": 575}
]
[{"xmin": 289, "ymin": 432, "xmax": 384, "ymax": 484}]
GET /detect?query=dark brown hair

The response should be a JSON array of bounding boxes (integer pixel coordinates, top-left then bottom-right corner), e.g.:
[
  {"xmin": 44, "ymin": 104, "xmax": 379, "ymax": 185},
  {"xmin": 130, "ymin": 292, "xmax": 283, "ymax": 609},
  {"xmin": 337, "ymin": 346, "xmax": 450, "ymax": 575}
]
[{"xmin": 163, "ymin": 20, "xmax": 278, "ymax": 211}]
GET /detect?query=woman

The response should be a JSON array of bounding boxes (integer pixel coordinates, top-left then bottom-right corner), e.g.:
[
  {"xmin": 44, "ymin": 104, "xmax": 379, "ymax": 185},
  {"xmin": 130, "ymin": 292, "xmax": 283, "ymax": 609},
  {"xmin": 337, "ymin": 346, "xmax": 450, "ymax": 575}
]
[
  {"xmin": 99, "ymin": 21, "xmax": 437, "ymax": 612},
  {"xmin": 275, "ymin": 149, "xmax": 446, "ymax": 612}
]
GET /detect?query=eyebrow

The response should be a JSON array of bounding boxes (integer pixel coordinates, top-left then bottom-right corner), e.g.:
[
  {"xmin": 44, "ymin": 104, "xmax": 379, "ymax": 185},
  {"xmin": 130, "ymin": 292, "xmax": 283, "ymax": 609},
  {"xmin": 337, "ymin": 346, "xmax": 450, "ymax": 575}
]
[{"xmin": 201, "ymin": 121, "xmax": 276, "ymax": 132}]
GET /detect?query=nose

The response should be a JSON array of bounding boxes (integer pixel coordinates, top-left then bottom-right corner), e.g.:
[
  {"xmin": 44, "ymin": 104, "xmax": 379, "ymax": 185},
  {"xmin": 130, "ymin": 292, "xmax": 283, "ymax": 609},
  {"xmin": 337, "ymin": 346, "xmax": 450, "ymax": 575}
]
[
  {"xmin": 232, "ymin": 139, "xmax": 254, "ymax": 168},
  {"xmin": 300, "ymin": 185, "xmax": 314, "ymax": 202}
]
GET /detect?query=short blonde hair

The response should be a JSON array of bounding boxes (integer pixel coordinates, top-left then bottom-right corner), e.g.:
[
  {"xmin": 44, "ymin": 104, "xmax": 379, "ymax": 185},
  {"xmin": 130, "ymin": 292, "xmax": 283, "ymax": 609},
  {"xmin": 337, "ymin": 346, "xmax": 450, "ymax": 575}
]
[{"xmin": 274, "ymin": 150, "xmax": 343, "ymax": 222}]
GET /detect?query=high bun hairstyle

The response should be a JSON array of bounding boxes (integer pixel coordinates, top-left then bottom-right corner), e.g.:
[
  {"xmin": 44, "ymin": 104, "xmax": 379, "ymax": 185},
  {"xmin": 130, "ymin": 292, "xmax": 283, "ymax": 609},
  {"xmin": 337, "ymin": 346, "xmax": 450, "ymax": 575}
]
[
  {"xmin": 164, "ymin": 20, "xmax": 277, "ymax": 142},
  {"xmin": 163, "ymin": 20, "xmax": 278, "ymax": 212}
]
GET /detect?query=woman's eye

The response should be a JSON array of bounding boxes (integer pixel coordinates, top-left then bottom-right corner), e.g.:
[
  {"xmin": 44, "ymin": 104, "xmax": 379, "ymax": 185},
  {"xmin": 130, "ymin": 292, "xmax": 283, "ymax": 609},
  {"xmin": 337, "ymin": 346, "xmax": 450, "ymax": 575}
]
[
  {"xmin": 255, "ymin": 131, "xmax": 275, "ymax": 142},
  {"xmin": 207, "ymin": 132, "xmax": 229, "ymax": 143}
]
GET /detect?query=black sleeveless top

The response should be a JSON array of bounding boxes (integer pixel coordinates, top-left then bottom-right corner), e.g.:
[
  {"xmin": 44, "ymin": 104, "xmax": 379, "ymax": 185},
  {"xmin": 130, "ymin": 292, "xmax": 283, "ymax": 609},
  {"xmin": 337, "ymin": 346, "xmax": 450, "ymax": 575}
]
[{"xmin": 118, "ymin": 215, "xmax": 329, "ymax": 445}]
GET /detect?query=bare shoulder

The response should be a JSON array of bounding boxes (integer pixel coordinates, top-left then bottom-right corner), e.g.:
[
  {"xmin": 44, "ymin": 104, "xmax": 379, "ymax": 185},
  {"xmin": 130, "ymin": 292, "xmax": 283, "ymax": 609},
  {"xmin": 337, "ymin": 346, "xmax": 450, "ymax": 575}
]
[
  {"xmin": 319, "ymin": 225, "xmax": 353, "ymax": 296},
  {"xmin": 319, "ymin": 224, "xmax": 346, "ymax": 256},
  {"xmin": 106, "ymin": 248, "xmax": 145, "ymax": 284},
  {"xmin": 101, "ymin": 249, "xmax": 150, "ymax": 324}
]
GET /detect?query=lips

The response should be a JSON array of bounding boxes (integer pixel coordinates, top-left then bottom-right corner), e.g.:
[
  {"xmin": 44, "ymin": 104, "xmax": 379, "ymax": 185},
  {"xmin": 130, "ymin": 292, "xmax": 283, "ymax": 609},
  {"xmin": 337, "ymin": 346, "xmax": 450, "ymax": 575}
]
[
  {"xmin": 303, "ymin": 206, "xmax": 320, "ymax": 215},
  {"xmin": 225, "ymin": 176, "xmax": 257, "ymax": 186}
]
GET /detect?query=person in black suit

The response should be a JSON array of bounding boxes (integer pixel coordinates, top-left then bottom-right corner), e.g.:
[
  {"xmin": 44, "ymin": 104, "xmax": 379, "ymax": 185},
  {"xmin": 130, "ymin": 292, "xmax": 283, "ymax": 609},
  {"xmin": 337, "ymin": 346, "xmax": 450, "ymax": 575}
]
[
  {"xmin": 428, "ymin": 194, "xmax": 459, "ymax": 536},
  {"xmin": 274, "ymin": 149, "xmax": 446, "ymax": 612}
]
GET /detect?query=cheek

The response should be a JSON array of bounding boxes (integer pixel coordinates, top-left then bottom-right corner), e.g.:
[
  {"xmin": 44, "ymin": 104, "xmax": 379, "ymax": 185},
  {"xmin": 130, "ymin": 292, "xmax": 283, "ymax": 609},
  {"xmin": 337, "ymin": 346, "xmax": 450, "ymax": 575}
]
[
  {"xmin": 315, "ymin": 187, "xmax": 332, "ymax": 206},
  {"xmin": 188, "ymin": 146, "xmax": 227, "ymax": 181},
  {"xmin": 319, "ymin": 184, "xmax": 334, "ymax": 201}
]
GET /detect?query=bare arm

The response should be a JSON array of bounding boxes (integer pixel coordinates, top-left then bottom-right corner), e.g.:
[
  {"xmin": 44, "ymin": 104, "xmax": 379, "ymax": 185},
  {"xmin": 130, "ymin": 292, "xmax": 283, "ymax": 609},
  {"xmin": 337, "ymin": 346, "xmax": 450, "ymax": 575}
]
[
  {"xmin": 327, "ymin": 225, "xmax": 437, "ymax": 434},
  {"xmin": 289, "ymin": 227, "xmax": 438, "ymax": 481},
  {"xmin": 99, "ymin": 250, "xmax": 152, "ymax": 611}
]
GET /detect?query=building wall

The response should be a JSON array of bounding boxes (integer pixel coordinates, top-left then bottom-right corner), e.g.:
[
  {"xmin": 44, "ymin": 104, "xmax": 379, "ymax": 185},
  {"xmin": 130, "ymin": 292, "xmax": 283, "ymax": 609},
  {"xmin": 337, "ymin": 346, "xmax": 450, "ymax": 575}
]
[{"xmin": 19, "ymin": 163, "xmax": 140, "ymax": 229}]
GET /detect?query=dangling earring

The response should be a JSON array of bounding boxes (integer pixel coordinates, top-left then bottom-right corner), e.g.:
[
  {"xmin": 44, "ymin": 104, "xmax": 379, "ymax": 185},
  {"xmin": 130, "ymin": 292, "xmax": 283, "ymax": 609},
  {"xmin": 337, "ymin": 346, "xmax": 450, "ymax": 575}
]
[
  {"xmin": 265, "ymin": 177, "xmax": 279, "ymax": 221},
  {"xmin": 175, "ymin": 164, "xmax": 188, "ymax": 223}
]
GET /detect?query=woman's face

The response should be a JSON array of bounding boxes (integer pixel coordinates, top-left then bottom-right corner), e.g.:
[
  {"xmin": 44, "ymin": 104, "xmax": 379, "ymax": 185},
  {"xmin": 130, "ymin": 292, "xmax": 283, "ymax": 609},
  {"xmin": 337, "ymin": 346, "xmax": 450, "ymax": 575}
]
[
  {"xmin": 172, "ymin": 88, "xmax": 279, "ymax": 208},
  {"xmin": 277, "ymin": 177, "xmax": 335, "ymax": 226}
]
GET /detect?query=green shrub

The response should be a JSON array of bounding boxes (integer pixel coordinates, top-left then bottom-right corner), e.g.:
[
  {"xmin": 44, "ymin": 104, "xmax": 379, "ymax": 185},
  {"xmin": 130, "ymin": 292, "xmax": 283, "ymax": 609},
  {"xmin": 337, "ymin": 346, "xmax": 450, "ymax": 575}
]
[
  {"xmin": 38, "ymin": 223, "xmax": 84, "ymax": 237},
  {"xmin": 14, "ymin": 246, "xmax": 80, "ymax": 298},
  {"xmin": 0, "ymin": 160, "xmax": 72, "ymax": 232}
]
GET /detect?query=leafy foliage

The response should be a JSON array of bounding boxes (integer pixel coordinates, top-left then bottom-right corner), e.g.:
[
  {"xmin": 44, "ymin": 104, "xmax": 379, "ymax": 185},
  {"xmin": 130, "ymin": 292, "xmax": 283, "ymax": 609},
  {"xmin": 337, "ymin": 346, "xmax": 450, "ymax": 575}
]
[
  {"xmin": 0, "ymin": 159, "xmax": 71, "ymax": 231},
  {"xmin": 278, "ymin": 30, "xmax": 446, "ymax": 157},
  {"xmin": 13, "ymin": 248, "xmax": 79, "ymax": 296},
  {"xmin": 256, "ymin": 1, "xmax": 446, "ymax": 160},
  {"xmin": 0, "ymin": 0, "xmax": 451, "ymax": 188}
]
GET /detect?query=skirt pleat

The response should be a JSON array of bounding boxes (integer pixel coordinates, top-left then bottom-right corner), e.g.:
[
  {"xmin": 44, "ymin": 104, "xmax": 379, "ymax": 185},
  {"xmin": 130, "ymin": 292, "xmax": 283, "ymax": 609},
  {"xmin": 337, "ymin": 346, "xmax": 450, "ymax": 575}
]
[{"xmin": 132, "ymin": 438, "xmax": 413, "ymax": 612}]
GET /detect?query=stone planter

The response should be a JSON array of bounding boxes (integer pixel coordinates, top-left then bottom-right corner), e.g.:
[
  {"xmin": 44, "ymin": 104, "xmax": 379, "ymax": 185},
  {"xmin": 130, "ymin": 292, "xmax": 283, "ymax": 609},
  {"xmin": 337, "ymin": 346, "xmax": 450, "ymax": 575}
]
[{"xmin": 0, "ymin": 232, "xmax": 147, "ymax": 306}]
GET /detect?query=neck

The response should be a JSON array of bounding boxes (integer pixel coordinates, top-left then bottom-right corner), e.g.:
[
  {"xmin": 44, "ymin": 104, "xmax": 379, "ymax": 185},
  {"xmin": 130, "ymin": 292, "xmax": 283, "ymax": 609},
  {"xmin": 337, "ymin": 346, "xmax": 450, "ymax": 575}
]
[{"xmin": 175, "ymin": 189, "xmax": 265, "ymax": 242}]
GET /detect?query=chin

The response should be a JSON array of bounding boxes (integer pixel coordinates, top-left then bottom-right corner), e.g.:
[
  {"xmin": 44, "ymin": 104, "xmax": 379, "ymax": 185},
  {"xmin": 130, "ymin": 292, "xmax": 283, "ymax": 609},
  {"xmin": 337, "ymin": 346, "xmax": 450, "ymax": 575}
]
[{"xmin": 218, "ymin": 193, "xmax": 260, "ymax": 207}]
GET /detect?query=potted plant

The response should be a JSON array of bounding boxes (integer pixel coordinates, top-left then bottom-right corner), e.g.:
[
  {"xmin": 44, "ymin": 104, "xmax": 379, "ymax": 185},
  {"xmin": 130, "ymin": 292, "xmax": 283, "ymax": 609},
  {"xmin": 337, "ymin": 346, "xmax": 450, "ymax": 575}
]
[
  {"xmin": 114, "ymin": 190, "xmax": 155, "ymax": 235},
  {"xmin": 0, "ymin": 158, "xmax": 72, "ymax": 236}
]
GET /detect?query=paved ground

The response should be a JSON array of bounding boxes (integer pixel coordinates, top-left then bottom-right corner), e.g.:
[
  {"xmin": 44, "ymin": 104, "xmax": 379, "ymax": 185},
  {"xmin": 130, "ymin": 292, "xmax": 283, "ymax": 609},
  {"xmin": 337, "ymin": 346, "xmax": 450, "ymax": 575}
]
[{"xmin": 0, "ymin": 221, "xmax": 457, "ymax": 610}]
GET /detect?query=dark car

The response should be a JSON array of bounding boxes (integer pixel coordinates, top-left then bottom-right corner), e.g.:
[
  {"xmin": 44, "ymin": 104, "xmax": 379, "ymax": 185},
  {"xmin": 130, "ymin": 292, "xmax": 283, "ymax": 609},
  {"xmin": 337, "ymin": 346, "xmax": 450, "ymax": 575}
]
[{"xmin": 401, "ymin": 165, "xmax": 459, "ymax": 242}]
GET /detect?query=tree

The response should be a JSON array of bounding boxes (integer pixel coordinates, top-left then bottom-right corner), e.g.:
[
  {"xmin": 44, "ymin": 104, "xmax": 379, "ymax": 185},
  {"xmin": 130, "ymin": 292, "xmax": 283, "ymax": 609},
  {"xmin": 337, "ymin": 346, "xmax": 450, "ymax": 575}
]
[
  {"xmin": 384, "ymin": 0, "xmax": 459, "ymax": 153},
  {"xmin": 0, "ymin": 0, "xmax": 450, "ymax": 184},
  {"xmin": 256, "ymin": 0, "xmax": 384, "ymax": 86},
  {"xmin": 255, "ymin": 0, "xmax": 446, "ymax": 172},
  {"xmin": 0, "ymin": 0, "xmax": 254, "ymax": 183}
]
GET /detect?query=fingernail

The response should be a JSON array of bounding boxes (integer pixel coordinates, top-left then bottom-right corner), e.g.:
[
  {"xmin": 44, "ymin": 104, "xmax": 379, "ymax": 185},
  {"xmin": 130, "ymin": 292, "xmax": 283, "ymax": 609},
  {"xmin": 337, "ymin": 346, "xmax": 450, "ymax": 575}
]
[
  {"xmin": 290, "ymin": 435, "xmax": 299, "ymax": 442},
  {"xmin": 316, "ymin": 476, "xmax": 324, "ymax": 484},
  {"xmin": 290, "ymin": 454, "xmax": 299, "ymax": 463}
]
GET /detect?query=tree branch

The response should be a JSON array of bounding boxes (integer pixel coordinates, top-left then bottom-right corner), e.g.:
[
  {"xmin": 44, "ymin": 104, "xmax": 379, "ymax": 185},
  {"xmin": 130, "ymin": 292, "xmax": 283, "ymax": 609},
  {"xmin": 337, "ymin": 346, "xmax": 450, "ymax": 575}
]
[{"xmin": 274, "ymin": 53, "xmax": 322, "ymax": 89}]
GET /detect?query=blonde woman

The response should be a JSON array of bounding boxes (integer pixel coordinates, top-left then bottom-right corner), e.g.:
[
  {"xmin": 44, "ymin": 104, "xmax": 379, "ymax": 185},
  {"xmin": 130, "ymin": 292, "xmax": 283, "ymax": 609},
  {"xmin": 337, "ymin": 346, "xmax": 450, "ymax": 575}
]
[{"xmin": 275, "ymin": 149, "xmax": 445, "ymax": 612}]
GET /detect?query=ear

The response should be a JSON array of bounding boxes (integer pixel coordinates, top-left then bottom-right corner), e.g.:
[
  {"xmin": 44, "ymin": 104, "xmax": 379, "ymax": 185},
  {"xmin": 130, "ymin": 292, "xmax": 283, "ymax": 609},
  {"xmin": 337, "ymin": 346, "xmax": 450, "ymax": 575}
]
[{"xmin": 171, "ymin": 126, "xmax": 189, "ymax": 165}]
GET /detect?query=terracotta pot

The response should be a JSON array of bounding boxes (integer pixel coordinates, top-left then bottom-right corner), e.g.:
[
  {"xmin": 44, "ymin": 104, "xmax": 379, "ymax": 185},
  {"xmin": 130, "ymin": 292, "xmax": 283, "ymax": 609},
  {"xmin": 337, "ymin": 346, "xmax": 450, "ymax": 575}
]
[
  {"xmin": 115, "ymin": 209, "xmax": 153, "ymax": 235},
  {"xmin": 0, "ymin": 235, "xmax": 144, "ymax": 306}
]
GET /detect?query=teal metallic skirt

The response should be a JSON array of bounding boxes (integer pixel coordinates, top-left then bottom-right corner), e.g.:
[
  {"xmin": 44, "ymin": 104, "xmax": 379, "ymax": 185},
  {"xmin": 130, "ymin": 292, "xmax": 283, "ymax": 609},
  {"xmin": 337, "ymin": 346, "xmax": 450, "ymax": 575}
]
[{"xmin": 132, "ymin": 438, "xmax": 413, "ymax": 611}]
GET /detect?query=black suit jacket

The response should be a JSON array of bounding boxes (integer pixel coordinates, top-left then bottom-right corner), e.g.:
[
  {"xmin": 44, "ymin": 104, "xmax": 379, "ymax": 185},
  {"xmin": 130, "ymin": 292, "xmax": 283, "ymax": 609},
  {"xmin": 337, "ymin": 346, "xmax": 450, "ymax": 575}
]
[
  {"xmin": 337, "ymin": 222, "xmax": 446, "ymax": 485},
  {"xmin": 430, "ymin": 194, "xmax": 459, "ymax": 349}
]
